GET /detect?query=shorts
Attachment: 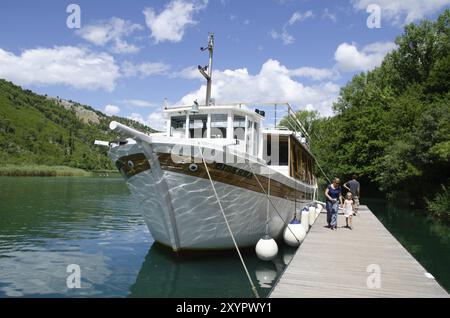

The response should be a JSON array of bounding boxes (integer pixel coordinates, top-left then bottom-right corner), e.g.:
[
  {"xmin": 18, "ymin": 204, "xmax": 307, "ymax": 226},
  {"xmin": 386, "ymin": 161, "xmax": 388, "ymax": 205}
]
[{"xmin": 353, "ymin": 196, "xmax": 359, "ymax": 206}]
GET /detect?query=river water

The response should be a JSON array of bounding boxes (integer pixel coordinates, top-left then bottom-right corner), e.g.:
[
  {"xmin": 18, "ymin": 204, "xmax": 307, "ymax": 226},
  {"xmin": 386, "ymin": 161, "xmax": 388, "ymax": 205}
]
[
  {"xmin": 0, "ymin": 177, "xmax": 448, "ymax": 297},
  {"xmin": 0, "ymin": 177, "xmax": 295, "ymax": 298}
]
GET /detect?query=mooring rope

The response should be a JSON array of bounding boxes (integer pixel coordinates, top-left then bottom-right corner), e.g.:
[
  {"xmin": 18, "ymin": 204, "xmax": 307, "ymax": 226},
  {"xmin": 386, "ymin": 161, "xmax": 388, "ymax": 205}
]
[
  {"xmin": 308, "ymin": 152, "xmax": 332, "ymax": 185},
  {"xmin": 197, "ymin": 145, "xmax": 260, "ymax": 299},
  {"xmin": 247, "ymin": 163, "xmax": 301, "ymax": 245}
]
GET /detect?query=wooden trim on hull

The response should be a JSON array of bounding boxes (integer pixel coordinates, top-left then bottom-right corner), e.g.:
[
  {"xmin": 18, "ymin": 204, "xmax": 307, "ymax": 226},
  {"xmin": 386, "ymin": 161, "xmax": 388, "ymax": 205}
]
[
  {"xmin": 115, "ymin": 153, "xmax": 151, "ymax": 179},
  {"xmin": 157, "ymin": 153, "xmax": 311, "ymax": 202}
]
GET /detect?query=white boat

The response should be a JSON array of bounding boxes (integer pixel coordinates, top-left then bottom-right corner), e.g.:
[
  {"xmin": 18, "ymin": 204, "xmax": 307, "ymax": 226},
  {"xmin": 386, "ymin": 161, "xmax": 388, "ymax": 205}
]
[{"xmin": 97, "ymin": 34, "xmax": 317, "ymax": 252}]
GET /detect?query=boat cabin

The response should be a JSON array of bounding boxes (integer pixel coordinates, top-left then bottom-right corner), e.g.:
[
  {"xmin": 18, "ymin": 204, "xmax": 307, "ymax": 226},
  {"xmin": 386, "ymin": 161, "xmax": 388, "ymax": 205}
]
[
  {"xmin": 163, "ymin": 104, "xmax": 315, "ymax": 186},
  {"xmin": 164, "ymin": 105, "xmax": 264, "ymax": 157},
  {"xmin": 262, "ymin": 130, "xmax": 315, "ymax": 185}
]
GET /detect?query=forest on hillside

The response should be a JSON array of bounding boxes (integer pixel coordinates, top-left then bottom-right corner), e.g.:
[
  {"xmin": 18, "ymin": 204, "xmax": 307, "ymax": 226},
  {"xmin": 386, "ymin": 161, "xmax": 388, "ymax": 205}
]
[
  {"xmin": 0, "ymin": 80, "xmax": 155, "ymax": 171},
  {"xmin": 290, "ymin": 10, "xmax": 450, "ymax": 223}
]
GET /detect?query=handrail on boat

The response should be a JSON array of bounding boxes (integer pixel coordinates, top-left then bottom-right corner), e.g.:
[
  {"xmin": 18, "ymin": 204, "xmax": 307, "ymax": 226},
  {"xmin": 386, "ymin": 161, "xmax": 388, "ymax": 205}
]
[{"xmin": 164, "ymin": 101, "xmax": 310, "ymax": 143}]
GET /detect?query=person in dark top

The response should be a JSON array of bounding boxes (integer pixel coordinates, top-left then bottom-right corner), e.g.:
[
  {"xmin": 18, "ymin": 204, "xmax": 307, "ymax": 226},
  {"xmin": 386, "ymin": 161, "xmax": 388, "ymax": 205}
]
[
  {"xmin": 325, "ymin": 177, "xmax": 343, "ymax": 230},
  {"xmin": 344, "ymin": 175, "xmax": 360, "ymax": 214}
]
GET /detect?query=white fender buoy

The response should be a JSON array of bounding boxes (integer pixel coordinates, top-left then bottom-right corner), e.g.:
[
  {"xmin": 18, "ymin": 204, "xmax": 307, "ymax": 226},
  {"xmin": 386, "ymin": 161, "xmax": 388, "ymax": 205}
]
[
  {"xmin": 283, "ymin": 222, "xmax": 306, "ymax": 247},
  {"xmin": 308, "ymin": 206, "xmax": 316, "ymax": 226},
  {"xmin": 314, "ymin": 207, "xmax": 320, "ymax": 220},
  {"xmin": 255, "ymin": 236, "xmax": 278, "ymax": 261},
  {"xmin": 301, "ymin": 209, "xmax": 309, "ymax": 232},
  {"xmin": 315, "ymin": 205, "xmax": 322, "ymax": 218}
]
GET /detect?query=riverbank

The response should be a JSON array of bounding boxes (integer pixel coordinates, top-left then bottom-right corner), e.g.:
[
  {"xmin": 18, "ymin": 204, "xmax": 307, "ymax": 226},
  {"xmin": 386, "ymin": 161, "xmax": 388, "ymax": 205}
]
[{"xmin": 0, "ymin": 165, "xmax": 92, "ymax": 177}]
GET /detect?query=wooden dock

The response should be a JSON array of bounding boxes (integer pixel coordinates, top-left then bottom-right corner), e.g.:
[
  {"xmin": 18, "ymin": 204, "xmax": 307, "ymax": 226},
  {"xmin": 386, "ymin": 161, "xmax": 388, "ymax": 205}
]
[{"xmin": 270, "ymin": 205, "xmax": 449, "ymax": 298}]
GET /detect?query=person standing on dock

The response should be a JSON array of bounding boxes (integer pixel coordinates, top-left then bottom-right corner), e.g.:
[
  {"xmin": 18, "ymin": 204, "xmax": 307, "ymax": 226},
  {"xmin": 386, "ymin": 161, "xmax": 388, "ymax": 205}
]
[
  {"xmin": 343, "ymin": 192, "xmax": 355, "ymax": 229},
  {"xmin": 344, "ymin": 175, "xmax": 360, "ymax": 214},
  {"xmin": 325, "ymin": 178, "xmax": 343, "ymax": 230}
]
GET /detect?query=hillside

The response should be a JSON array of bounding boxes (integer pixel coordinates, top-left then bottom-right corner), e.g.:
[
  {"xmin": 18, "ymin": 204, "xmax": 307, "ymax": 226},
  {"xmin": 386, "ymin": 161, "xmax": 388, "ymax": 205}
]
[{"xmin": 0, "ymin": 79, "xmax": 156, "ymax": 171}]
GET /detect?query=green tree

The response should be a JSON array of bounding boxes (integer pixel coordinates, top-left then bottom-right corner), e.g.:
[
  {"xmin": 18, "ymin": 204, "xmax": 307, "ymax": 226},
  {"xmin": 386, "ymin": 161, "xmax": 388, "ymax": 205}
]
[{"xmin": 306, "ymin": 10, "xmax": 450, "ymax": 221}]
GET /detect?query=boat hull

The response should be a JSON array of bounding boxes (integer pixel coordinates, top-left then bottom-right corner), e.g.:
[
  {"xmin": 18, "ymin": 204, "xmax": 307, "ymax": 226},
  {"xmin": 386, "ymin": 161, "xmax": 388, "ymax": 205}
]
[{"xmin": 109, "ymin": 141, "xmax": 314, "ymax": 251}]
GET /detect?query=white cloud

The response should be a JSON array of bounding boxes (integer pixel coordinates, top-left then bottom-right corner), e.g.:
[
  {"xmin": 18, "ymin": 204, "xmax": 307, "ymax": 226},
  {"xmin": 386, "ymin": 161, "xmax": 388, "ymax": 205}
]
[
  {"xmin": 112, "ymin": 40, "xmax": 140, "ymax": 54},
  {"xmin": 128, "ymin": 112, "xmax": 146, "ymax": 125},
  {"xmin": 0, "ymin": 46, "xmax": 120, "ymax": 91},
  {"xmin": 170, "ymin": 65, "xmax": 203, "ymax": 80},
  {"xmin": 122, "ymin": 99, "xmax": 158, "ymax": 108},
  {"xmin": 271, "ymin": 10, "xmax": 314, "ymax": 45},
  {"xmin": 269, "ymin": 29, "xmax": 295, "ymax": 45},
  {"xmin": 173, "ymin": 64, "xmax": 337, "ymax": 82},
  {"xmin": 334, "ymin": 41, "xmax": 397, "ymax": 72},
  {"xmin": 322, "ymin": 8, "xmax": 337, "ymax": 22},
  {"xmin": 177, "ymin": 59, "xmax": 340, "ymax": 116},
  {"xmin": 352, "ymin": 0, "xmax": 450, "ymax": 25},
  {"xmin": 288, "ymin": 10, "xmax": 313, "ymax": 25},
  {"xmin": 104, "ymin": 104, "xmax": 120, "ymax": 115},
  {"xmin": 76, "ymin": 17, "xmax": 142, "ymax": 54},
  {"xmin": 127, "ymin": 111, "xmax": 166, "ymax": 131},
  {"xmin": 122, "ymin": 61, "xmax": 170, "ymax": 78},
  {"xmin": 289, "ymin": 67, "xmax": 338, "ymax": 81},
  {"xmin": 143, "ymin": 0, "xmax": 208, "ymax": 43},
  {"xmin": 147, "ymin": 112, "xmax": 166, "ymax": 131}
]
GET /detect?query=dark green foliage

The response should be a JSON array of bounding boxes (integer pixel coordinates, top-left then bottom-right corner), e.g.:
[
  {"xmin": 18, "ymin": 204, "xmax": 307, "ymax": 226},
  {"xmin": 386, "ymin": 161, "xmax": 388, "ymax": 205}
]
[
  {"xmin": 0, "ymin": 80, "xmax": 157, "ymax": 171},
  {"xmin": 305, "ymin": 10, "xmax": 450, "ymax": 221},
  {"xmin": 279, "ymin": 110, "xmax": 319, "ymax": 134},
  {"xmin": 426, "ymin": 184, "xmax": 450, "ymax": 224}
]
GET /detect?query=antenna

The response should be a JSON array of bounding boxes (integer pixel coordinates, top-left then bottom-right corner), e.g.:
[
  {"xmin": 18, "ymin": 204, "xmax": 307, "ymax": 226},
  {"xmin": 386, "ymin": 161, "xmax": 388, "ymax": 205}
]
[{"xmin": 198, "ymin": 32, "xmax": 214, "ymax": 106}]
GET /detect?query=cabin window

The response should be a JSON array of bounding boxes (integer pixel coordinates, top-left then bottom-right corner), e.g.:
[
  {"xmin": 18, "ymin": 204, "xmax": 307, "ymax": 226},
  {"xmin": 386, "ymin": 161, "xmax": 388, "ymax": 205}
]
[
  {"xmin": 301, "ymin": 150, "xmax": 307, "ymax": 182},
  {"xmin": 253, "ymin": 122, "xmax": 259, "ymax": 156},
  {"xmin": 263, "ymin": 135, "xmax": 288, "ymax": 165},
  {"xmin": 170, "ymin": 116, "xmax": 186, "ymax": 138},
  {"xmin": 189, "ymin": 114, "xmax": 208, "ymax": 138},
  {"xmin": 246, "ymin": 120, "xmax": 253, "ymax": 153},
  {"xmin": 279, "ymin": 138, "xmax": 288, "ymax": 166},
  {"xmin": 233, "ymin": 115, "xmax": 245, "ymax": 141},
  {"xmin": 210, "ymin": 114, "xmax": 227, "ymax": 138},
  {"xmin": 289, "ymin": 138, "xmax": 314, "ymax": 185},
  {"xmin": 263, "ymin": 135, "xmax": 271, "ymax": 164}
]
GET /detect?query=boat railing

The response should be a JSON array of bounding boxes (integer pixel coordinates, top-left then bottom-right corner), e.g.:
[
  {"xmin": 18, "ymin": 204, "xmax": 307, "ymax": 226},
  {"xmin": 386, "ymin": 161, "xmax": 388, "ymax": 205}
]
[
  {"xmin": 163, "ymin": 101, "xmax": 310, "ymax": 146},
  {"xmin": 243, "ymin": 102, "xmax": 310, "ymax": 145}
]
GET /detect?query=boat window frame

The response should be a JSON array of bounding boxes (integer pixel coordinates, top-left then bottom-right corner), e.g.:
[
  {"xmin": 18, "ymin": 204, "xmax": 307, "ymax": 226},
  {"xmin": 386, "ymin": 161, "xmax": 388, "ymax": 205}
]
[
  {"xmin": 210, "ymin": 113, "xmax": 228, "ymax": 139},
  {"xmin": 170, "ymin": 115, "xmax": 187, "ymax": 138},
  {"xmin": 233, "ymin": 114, "xmax": 246, "ymax": 141},
  {"xmin": 188, "ymin": 113, "xmax": 208, "ymax": 138}
]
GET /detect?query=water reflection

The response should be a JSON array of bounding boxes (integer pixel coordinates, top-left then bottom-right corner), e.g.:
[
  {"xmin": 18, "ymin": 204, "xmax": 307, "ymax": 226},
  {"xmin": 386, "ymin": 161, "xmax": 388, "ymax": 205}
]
[{"xmin": 129, "ymin": 243, "xmax": 296, "ymax": 298}]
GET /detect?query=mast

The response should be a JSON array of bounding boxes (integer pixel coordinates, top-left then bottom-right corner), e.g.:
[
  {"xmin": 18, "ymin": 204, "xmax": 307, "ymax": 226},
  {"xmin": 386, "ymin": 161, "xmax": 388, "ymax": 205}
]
[{"xmin": 198, "ymin": 33, "xmax": 214, "ymax": 106}]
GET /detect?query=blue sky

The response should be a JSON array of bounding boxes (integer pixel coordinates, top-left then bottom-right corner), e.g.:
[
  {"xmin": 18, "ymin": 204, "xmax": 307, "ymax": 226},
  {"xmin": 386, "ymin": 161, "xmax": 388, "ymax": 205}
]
[{"xmin": 0, "ymin": 0, "xmax": 449, "ymax": 129}]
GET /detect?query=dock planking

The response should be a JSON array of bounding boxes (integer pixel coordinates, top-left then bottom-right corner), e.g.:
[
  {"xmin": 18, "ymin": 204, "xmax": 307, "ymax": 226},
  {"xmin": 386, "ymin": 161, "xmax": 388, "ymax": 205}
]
[{"xmin": 270, "ymin": 205, "xmax": 449, "ymax": 298}]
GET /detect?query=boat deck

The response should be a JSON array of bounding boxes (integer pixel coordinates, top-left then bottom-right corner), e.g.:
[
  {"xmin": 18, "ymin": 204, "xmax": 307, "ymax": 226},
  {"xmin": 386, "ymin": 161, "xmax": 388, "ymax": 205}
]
[{"xmin": 270, "ymin": 205, "xmax": 449, "ymax": 298}]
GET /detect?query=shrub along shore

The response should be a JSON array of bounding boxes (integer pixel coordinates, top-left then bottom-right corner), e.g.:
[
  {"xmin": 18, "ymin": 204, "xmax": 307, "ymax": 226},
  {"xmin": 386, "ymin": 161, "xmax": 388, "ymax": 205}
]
[{"xmin": 0, "ymin": 165, "xmax": 92, "ymax": 177}]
